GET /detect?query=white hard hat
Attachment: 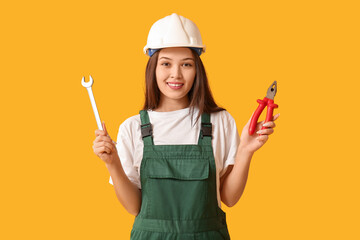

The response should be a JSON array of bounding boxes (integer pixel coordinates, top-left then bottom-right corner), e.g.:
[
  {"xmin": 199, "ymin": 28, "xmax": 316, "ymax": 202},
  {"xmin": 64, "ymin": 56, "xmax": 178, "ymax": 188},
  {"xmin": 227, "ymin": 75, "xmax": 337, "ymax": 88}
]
[{"xmin": 143, "ymin": 13, "xmax": 206, "ymax": 57}]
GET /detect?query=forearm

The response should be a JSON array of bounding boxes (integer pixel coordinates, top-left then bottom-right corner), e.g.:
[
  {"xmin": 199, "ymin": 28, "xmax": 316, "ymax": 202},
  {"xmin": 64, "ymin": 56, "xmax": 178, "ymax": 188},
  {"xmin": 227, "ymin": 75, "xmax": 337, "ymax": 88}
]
[
  {"xmin": 220, "ymin": 146, "xmax": 254, "ymax": 207},
  {"xmin": 105, "ymin": 156, "xmax": 142, "ymax": 216}
]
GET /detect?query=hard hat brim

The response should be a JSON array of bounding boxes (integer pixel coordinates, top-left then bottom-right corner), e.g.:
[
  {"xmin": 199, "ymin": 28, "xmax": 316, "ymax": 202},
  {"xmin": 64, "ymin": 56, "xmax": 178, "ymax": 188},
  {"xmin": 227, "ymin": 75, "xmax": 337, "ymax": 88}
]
[{"xmin": 144, "ymin": 45, "xmax": 206, "ymax": 55}]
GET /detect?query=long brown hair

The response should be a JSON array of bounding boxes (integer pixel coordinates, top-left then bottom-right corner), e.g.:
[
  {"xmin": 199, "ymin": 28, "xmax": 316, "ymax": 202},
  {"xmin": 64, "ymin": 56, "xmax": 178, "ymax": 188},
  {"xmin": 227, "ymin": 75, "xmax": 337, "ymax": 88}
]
[{"xmin": 142, "ymin": 48, "xmax": 225, "ymax": 126}]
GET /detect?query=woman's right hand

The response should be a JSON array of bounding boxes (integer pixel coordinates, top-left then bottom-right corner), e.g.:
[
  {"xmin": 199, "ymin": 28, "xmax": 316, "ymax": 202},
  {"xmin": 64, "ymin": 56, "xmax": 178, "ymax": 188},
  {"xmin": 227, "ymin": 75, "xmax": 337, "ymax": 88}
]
[{"xmin": 93, "ymin": 122, "xmax": 118, "ymax": 164}]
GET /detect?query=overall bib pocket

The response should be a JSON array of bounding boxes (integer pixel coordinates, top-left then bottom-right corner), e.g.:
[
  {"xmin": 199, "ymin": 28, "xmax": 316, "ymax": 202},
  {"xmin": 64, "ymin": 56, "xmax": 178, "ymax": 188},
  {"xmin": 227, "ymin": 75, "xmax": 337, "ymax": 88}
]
[{"xmin": 146, "ymin": 158, "xmax": 210, "ymax": 220}]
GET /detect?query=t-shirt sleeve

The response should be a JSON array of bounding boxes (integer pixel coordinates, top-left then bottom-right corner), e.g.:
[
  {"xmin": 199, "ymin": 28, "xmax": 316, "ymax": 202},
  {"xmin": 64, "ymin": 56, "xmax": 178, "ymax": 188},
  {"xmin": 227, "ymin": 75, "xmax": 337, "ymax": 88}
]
[
  {"xmin": 109, "ymin": 119, "xmax": 141, "ymax": 189},
  {"xmin": 219, "ymin": 111, "xmax": 240, "ymax": 177}
]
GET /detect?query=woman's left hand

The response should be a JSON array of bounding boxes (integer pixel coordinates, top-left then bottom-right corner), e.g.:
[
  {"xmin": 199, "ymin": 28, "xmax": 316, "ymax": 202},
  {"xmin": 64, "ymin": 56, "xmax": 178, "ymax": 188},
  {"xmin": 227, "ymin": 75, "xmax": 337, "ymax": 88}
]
[{"xmin": 239, "ymin": 113, "xmax": 280, "ymax": 154}]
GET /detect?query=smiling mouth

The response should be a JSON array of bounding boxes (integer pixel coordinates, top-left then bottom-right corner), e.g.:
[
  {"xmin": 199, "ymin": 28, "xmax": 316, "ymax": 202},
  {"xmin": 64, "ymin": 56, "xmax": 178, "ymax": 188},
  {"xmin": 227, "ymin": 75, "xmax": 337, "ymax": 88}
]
[
  {"xmin": 167, "ymin": 82, "xmax": 184, "ymax": 89},
  {"xmin": 167, "ymin": 82, "xmax": 184, "ymax": 87}
]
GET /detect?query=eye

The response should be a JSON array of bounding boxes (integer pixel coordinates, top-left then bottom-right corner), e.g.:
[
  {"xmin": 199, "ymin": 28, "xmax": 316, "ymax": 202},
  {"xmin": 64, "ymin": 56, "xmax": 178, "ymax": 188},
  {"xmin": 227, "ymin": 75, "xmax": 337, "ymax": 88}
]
[
  {"xmin": 183, "ymin": 63, "xmax": 193, "ymax": 67},
  {"xmin": 161, "ymin": 62, "xmax": 170, "ymax": 66}
]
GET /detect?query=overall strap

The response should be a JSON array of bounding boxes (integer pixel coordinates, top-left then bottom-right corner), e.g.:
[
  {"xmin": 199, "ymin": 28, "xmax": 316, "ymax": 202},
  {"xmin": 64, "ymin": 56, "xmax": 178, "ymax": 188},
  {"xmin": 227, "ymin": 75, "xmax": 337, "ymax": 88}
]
[
  {"xmin": 139, "ymin": 110, "xmax": 154, "ymax": 146},
  {"xmin": 198, "ymin": 112, "xmax": 212, "ymax": 146}
]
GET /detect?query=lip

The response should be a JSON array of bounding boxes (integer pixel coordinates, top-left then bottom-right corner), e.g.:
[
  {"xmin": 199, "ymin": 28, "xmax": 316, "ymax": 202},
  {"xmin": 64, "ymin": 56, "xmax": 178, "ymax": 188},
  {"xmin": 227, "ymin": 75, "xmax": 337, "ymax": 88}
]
[{"xmin": 167, "ymin": 82, "xmax": 184, "ymax": 90}]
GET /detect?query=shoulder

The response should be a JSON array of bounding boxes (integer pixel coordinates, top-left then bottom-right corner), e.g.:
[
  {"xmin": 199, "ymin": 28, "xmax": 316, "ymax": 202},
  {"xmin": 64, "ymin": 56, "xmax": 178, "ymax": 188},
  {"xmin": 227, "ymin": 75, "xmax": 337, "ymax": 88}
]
[
  {"xmin": 211, "ymin": 110, "xmax": 237, "ymax": 128},
  {"xmin": 118, "ymin": 113, "xmax": 141, "ymax": 135}
]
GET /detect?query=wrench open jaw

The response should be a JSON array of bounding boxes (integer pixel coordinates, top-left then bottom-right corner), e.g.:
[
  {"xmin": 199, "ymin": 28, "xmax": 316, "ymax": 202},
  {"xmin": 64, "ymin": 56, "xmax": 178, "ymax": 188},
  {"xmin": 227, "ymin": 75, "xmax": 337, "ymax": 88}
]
[{"xmin": 81, "ymin": 75, "xmax": 94, "ymax": 88}]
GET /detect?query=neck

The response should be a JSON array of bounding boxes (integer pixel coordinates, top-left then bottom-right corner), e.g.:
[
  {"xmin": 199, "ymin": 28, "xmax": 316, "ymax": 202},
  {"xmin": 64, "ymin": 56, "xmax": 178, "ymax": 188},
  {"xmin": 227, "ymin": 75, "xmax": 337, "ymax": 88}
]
[{"xmin": 155, "ymin": 96, "xmax": 190, "ymax": 112}]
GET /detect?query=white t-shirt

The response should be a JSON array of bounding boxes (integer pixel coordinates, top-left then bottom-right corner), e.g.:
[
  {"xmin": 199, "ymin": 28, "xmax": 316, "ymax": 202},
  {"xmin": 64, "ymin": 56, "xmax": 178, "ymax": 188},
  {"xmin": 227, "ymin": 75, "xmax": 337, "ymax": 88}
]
[{"xmin": 109, "ymin": 107, "xmax": 240, "ymax": 208}]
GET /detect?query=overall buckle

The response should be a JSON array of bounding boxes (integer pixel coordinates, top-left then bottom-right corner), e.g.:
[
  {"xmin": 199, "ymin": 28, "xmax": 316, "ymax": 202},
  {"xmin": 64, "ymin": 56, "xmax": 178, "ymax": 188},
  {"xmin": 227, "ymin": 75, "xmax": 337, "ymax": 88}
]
[
  {"xmin": 141, "ymin": 123, "xmax": 153, "ymax": 138},
  {"xmin": 201, "ymin": 123, "xmax": 212, "ymax": 138}
]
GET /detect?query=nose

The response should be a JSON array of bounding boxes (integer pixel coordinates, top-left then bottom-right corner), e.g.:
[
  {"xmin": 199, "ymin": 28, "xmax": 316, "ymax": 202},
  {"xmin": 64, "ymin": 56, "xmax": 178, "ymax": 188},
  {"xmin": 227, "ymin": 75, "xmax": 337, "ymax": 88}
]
[{"xmin": 170, "ymin": 65, "xmax": 182, "ymax": 79}]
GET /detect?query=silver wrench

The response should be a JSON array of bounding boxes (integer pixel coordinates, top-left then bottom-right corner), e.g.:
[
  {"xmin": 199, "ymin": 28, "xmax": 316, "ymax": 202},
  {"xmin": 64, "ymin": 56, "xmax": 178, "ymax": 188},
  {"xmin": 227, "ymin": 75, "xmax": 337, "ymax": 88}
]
[{"xmin": 81, "ymin": 75, "xmax": 103, "ymax": 131}]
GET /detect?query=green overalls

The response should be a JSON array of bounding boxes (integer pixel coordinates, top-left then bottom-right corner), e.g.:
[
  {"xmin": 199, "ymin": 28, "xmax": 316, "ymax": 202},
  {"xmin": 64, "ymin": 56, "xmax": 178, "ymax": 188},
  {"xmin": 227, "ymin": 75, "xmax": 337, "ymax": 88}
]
[{"xmin": 130, "ymin": 110, "xmax": 231, "ymax": 240}]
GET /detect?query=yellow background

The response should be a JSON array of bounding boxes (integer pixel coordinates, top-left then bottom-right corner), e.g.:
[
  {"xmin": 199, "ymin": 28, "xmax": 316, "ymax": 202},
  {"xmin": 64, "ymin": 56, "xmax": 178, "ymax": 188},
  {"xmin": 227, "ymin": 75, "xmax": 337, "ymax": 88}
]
[{"xmin": 1, "ymin": 0, "xmax": 359, "ymax": 239}]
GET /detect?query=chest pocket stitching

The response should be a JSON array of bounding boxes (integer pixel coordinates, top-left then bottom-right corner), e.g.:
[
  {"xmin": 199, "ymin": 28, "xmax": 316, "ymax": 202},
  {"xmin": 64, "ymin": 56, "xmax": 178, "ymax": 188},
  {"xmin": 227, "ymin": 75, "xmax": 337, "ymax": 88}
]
[{"xmin": 146, "ymin": 158, "xmax": 210, "ymax": 180}]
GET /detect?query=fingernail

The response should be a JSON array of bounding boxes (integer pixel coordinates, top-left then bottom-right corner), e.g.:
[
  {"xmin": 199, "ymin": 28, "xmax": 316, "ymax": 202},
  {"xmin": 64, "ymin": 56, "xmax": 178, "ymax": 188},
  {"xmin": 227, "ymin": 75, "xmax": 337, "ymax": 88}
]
[
  {"xmin": 263, "ymin": 123, "xmax": 270, "ymax": 127},
  {"xmin": 256, "ymin": 130, "xmax": 262, "ymax": 134}
]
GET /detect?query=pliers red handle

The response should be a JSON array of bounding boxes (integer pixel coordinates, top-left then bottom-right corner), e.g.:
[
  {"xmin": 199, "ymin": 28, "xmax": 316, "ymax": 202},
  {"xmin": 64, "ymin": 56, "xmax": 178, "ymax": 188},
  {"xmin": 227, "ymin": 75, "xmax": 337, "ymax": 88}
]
[{"xmin": 249, "ymin": 81, "xmax": 278, "ymax": 135}]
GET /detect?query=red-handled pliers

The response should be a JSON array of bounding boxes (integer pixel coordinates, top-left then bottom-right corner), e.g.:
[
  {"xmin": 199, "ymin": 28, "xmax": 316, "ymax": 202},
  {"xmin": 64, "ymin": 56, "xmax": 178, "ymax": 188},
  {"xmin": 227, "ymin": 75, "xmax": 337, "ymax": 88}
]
[{"xmin": 249, "ymin": 81, "xmax": 278, "ymax": 135}]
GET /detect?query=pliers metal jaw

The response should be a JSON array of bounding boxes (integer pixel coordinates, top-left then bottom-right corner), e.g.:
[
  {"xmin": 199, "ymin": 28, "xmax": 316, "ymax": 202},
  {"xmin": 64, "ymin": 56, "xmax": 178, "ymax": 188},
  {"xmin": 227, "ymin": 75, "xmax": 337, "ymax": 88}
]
[{"xmin": 249, "ymin": 81, "xmax": 278, "ymax": 135}]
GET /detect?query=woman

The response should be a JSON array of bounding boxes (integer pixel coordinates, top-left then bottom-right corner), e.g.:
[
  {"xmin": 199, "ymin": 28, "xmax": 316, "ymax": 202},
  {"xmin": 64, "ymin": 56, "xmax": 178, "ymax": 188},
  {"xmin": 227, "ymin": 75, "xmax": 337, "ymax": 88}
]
[{"xmin": 93, "ymin": 13, "xmax": 279, "ymax": 240}]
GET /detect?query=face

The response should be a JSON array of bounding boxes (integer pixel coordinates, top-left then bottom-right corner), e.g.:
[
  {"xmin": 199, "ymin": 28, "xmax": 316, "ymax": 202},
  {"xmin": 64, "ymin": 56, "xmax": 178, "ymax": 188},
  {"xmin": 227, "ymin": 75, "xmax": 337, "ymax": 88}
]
[{"xmin": 156, "ymin": 47, "xmax": 196, "ymax": 104}]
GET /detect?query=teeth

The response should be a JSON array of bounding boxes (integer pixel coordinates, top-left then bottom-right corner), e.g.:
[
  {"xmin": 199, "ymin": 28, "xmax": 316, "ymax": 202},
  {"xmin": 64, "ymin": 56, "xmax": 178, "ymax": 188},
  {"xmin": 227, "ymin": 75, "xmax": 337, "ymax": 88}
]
[{"xmin": 168, "ymin": 83, "xmax": 183, "ymax": 87}]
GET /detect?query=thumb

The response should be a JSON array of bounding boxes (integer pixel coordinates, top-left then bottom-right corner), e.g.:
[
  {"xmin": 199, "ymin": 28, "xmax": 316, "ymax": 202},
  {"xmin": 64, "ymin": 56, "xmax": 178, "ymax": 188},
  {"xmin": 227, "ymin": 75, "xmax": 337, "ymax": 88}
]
[{"xmin": 102, "ymin": 122, "xmax": 109, "ymax": 136}]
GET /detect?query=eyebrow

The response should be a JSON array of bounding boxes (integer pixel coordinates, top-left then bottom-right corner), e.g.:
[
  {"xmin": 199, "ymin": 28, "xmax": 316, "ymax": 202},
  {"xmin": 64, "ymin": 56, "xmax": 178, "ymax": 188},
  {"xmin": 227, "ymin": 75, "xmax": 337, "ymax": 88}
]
[{"xmin": 159, "ymin": 57, "xmax": 195, "ymax": 61}]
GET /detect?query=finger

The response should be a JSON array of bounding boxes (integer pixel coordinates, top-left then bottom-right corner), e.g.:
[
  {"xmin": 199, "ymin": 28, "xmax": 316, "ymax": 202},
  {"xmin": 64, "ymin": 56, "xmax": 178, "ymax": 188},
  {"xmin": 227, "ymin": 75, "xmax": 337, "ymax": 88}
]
[
  {"xmin": 261, "ymin": 113, "xmax": 280, "ymax": 128},
  {"xmin": 97, "ymin": 141, "xmax": 116, "ymax": 152},
  {"xmin": 262, "ymin": 121, "xmax": 276, "ymax": 128},
  {"xmin": 93, "ymin": 139, "xmax": 116, "ymax": 150},
  {"xmin": 94, "ymin": 135, "xmax": 113, "ymax": 144},
  {"xmin": 101, "ymin": 146, "xmax": 111, "ymax": 154},
  {"xmin": 103, "ymin": 122, "xmax": 109, "ymax": 136},
  {"xmin": 256, "ymin": 134, "xmax": 268, "ymax": 142},
  {"xmin": 93, "ymin": 143, "xmax": 113, "ymax": 154},
  {"xmin": 254, "ymin": 112, "xmax": 279, "ymax": 129},
  {"xmin": 104, "ymin": 136, "xmax": 114, "ymax": 143},
  {"xmin": 254, "ymin": 119, "xmax": 266, "ymax": 132},
  {"xmin": 95, "ymin": 129, "xmax": 107, "ymax": 137},
  {"xmin": 273, "ymin": 113, "xmax": 280, "ymax": 121},
  {"xmin": 256, "ymin": 128, "xmax": 274, "ymax": 135},
  {"xmin": 93, "ymin": 145, "xmax": 111, "ymax": 154}
]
